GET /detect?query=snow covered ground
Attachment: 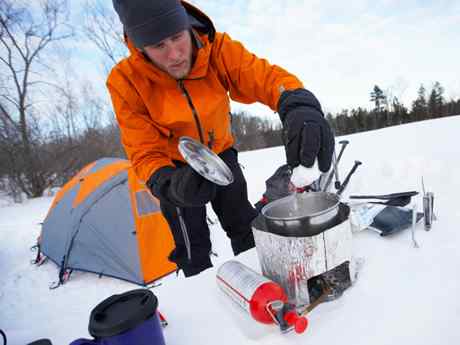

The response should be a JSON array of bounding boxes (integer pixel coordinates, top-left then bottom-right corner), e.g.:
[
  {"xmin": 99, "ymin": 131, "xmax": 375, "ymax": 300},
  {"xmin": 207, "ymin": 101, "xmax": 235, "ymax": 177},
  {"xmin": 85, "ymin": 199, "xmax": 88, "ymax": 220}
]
[{"xmin": 1, "ymin": 116, "xmax": 460, "ymax": 344}]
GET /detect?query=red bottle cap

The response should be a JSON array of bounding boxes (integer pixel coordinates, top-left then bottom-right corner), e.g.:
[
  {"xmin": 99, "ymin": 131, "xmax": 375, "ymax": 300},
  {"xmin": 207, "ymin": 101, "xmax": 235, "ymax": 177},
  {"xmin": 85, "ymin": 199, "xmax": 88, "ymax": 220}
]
[{"xmin": 284, "ymin": 310, "xmax": 308, "ymax": 334}]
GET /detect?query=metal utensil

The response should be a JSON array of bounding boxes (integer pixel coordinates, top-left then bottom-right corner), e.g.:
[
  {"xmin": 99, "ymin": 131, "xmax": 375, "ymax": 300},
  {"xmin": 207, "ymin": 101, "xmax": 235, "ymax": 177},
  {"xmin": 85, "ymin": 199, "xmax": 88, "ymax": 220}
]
[
  {"xmin": 411, "ymin": 202, "xmax": 419, "ymax": 248},
  {"xmin": 323, "ymin": 140, "xmax": 349, "ymax": 192},
  {"xmin": 349, "ymin": 191, "xmax": 419, "ymax": 207},
  {"xmin": 423, "ymin": 192, "xmax": 434, "ymax": 231}
]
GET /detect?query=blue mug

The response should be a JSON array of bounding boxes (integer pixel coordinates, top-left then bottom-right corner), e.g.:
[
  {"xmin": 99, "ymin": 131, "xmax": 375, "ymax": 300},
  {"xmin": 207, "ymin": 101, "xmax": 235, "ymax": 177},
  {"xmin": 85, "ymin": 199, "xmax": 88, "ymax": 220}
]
[{"xmin": 70, "ymin": 290, "xmax": 165, "ymax": 345}]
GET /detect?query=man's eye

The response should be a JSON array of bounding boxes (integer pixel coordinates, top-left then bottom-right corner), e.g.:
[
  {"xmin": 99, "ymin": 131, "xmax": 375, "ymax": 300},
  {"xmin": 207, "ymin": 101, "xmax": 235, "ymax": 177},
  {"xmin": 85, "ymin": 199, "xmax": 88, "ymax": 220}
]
[
  {"xmin": 172, "ymin": 33, "xmax": 183, "ymax": 41},
  {"xmin": 154, "ymin": 43, "xmax": 166, "ymax": 49}
]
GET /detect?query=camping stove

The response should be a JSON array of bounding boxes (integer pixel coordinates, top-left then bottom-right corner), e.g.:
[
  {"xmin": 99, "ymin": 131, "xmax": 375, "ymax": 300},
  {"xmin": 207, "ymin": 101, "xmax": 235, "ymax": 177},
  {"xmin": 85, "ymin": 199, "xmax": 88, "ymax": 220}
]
[{"xmin": 252, "ymin": 197, "xmax": 354, "ymax": 308}]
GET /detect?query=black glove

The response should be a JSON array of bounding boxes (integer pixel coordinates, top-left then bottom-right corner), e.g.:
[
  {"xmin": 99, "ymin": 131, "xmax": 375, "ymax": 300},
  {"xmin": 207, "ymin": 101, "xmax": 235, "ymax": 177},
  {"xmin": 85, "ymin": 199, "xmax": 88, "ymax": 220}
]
[
  {"xmin": 278, "ymin": 88, "xmax": 334, "ymax": 172},
  {"xmin": 148, "ymin": 165, "xmax": 216, "ymax": 207},
  {"xmin": 254, "ymin": 164, "xmax": 293, "ymax": 212}
]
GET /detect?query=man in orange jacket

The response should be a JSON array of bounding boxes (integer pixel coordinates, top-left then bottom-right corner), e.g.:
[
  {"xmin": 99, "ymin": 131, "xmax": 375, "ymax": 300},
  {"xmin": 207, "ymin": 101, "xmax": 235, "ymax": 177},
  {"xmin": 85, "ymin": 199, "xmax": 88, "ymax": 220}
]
[{"xmin": 109, "ymin": 0, "xmax": 334, "ymax": 277}]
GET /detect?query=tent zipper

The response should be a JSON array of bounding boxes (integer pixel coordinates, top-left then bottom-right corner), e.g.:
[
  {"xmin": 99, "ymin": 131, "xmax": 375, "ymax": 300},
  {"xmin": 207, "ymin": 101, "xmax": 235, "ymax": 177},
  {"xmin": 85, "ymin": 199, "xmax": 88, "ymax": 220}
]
[{"xmin": 178, "ymin": 79, "xmax": 206, "ymax": 146}]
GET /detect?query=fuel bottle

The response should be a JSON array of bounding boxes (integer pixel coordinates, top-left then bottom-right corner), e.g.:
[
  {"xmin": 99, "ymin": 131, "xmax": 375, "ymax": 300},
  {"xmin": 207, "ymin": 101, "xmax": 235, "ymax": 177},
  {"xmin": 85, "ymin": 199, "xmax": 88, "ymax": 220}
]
[{"xmin": 216, "ymin": 260, "xmax": 308, "ymax": 334}]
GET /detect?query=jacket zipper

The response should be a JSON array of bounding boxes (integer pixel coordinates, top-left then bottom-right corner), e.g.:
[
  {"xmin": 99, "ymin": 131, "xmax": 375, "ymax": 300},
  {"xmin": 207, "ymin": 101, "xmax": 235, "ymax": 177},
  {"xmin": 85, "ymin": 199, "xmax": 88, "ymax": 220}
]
[
  {"xmin": 208, "ymin": 130, "xmax": 215, "ymax": 149},
  {"xmin": 176, "ymin": 80, "xmax": 212, "ymax": 264},
  {"xmin": 178, "ymin": 79, "xmax": 206, "ymax": 146}
]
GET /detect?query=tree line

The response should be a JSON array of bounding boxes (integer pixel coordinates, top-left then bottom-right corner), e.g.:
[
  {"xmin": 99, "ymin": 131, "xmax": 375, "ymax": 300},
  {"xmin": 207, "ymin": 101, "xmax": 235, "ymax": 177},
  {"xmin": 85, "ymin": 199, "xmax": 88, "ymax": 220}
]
[
  {"xmin": 0, "ymin": 0, "xmax": 459, "ymax": 201},
  {"xmin": 326, "ymin": 83, "xmax": 460, "ymax": 136},
  {"xmin": 231, "ymin": 81, "xmax": 460, "ymax": 151}
]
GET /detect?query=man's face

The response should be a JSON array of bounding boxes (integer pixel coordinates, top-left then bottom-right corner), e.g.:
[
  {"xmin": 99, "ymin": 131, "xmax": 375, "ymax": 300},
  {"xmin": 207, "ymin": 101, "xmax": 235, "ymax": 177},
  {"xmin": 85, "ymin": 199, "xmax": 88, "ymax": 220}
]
[{"xmin": 143, "ymin": 30, "xmax": 193, "ymax": 80}]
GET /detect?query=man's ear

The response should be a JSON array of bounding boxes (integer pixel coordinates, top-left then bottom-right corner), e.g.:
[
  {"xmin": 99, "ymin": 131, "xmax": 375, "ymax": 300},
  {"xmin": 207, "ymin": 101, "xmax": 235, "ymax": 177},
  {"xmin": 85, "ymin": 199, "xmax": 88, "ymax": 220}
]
[
  {"xmin": 190, "ymin": 29, "xmax": 203, "ymax": 49},
  {"xmin": 141, "ymin": 50, "xmax": 150, "ymax": 61}
]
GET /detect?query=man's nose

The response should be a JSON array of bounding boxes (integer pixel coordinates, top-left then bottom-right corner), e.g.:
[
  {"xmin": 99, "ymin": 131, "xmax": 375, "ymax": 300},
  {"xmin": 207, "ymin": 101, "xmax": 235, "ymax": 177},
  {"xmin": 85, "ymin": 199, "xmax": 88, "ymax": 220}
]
[{"xmin": 167, "ymin": 44, "xmax": 182, "ymax": 61}]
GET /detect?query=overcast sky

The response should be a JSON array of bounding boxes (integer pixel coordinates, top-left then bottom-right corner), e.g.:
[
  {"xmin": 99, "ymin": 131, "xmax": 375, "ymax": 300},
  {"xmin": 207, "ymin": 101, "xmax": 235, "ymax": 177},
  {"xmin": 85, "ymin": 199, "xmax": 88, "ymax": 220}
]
[{"xmin": 72, "ymin": 0, "xmax": 460, "ymax": 117}]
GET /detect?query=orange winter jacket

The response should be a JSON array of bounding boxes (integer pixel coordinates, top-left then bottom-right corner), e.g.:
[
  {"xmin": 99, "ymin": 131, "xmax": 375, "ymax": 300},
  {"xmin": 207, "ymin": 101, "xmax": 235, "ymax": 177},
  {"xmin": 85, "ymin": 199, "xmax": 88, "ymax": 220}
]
[{"xmin": 107, "ymin": 2, "xmax": 303, "ymax": 183}]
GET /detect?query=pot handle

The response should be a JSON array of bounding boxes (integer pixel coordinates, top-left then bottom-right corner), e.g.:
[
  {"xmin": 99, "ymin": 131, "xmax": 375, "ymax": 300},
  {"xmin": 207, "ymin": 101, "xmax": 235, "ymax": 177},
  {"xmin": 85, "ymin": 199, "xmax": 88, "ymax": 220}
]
[{"xmin": 337, "ymin": 161, "xmax": 362, "ymax": 196}]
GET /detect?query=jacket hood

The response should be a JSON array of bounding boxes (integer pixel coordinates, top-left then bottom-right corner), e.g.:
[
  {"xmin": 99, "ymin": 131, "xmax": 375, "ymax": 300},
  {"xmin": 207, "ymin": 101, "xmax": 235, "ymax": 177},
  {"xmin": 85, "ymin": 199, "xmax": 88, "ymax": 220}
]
[{"xmin": 182, "ymin": 1, "xmax": 215, "ymax": 42}]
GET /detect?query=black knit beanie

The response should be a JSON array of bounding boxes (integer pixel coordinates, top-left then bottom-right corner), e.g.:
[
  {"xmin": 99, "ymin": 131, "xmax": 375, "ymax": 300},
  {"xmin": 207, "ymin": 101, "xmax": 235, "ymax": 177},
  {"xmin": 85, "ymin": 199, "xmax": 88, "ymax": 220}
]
[{"xmin": 113, "ymin": 0, "xmax": 190, "ymax": 49}]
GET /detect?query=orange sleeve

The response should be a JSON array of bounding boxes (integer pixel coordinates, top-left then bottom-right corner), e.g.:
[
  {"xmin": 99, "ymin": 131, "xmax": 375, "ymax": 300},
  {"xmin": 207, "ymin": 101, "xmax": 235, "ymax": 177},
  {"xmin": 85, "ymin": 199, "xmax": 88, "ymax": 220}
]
[
  {"xmin": 107, "ymin": 69, "xmax": 174, "ymax": 182},
  {"xmin": 212, "ymin": 32, "xmax": 304, "ymax": 111}
]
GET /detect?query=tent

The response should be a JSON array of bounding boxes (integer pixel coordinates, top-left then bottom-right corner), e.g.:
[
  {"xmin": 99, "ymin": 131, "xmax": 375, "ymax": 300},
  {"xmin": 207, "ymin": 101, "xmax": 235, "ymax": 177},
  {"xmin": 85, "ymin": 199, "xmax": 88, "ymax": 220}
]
[{"xmin": 39, "ymin": 157, "xmax": 176, "ymax": 286}]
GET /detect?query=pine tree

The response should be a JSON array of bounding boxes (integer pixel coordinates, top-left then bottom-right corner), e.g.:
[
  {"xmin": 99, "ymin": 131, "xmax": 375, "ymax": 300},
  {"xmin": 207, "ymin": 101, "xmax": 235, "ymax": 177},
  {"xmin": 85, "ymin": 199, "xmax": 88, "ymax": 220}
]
[
  {"xmin": 411, "ymin": 85, "xmax": 428, "ymax": 121},
  {"xmin": 326, "ymin": 113, "xmax": 336, "ymax": 134},
  {"xmin": 352, "ymin": 107, "xmax": 369, "ymax": 131},
  {"xmin": 392, "ymin": 97, "xmax": 408, "ymax": 125},
  {"xmin": 370, "ymin": 85, "xmax": 386, "ymax": 112},
  {"xmin": 370, "ymin": 85, "xmax": 387, "ymax": 129},
  {"xmin": 454, "ymin": 99, "xmax": 460, "ymax": 116},
  {"xmin": 428, "ymin": 81, "xmax": 445, "ymax": 118}
]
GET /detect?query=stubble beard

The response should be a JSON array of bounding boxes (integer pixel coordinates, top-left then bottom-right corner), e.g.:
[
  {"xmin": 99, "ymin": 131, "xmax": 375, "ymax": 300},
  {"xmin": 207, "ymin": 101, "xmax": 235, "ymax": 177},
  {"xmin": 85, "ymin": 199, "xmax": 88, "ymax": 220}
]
[{"xmin": 168, "ymin": 58, "xmax": 191, "ymax": 80}]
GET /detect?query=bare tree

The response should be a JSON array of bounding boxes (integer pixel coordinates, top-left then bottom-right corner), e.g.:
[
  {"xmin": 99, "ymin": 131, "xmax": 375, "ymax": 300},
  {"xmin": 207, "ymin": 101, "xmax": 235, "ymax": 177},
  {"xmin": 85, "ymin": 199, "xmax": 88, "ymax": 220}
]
[
  {"xmin": 53, "ymin": 77, "xmax": 78, "ymax": 141},
  {"xmin": 82, "ymin": 0, "xmax": 126, "ymax": 72},
  {"xmin": 45, "ymin": 77, "xmax": 125, "ymax": 186},
  {"xmin": 231, "ymin": 111, "xmax": 282, "ymax": 151},
  {"xmin": 0, "ymin": 0, "xmax": 73, "ymax": 198}
]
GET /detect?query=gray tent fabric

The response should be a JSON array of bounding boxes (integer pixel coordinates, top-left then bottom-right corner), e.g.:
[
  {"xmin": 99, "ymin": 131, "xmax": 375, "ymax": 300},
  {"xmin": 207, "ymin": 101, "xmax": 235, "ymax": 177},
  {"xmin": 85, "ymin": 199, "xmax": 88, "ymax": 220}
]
[
  {"xmin": 40, "ymin": 158, "xmax": 147, "ymax": 285},
  {"xmin": 41, "ymin": 187, "xmax": 78, "ymax": 264},
  {"xmin": 87, "ymin": 157, "xmax": 122, "ymax": 175},
  {"xmin": 66, "ymin": 175, "xmax": 142, "ymax": 283}
]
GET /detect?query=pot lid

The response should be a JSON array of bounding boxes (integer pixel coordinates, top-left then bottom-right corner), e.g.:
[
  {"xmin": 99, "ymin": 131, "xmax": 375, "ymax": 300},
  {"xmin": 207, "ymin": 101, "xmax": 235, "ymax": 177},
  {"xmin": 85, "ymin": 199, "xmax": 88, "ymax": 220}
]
[{"xmin": 178, "ymin": 136, "xmax": 234, "ymax": 186}]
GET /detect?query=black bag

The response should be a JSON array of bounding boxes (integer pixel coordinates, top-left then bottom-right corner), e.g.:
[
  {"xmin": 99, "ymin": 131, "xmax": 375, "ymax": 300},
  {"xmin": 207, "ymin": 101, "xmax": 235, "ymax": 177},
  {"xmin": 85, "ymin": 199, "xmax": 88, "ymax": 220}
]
[{"xmin": 369, "ymin": 206, "xmax": 424, "ymax": 236}]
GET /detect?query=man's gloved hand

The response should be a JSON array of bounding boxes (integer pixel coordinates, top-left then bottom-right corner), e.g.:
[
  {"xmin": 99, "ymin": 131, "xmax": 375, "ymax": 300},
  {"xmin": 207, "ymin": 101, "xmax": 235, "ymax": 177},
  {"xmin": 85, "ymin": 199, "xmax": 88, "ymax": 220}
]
[
  {"xmin": 148, "ymin": 165, "xmax": 216, "ymax": 207},
  {"xmin": 278, "ymin": 88, "xmax": 334, "ymax": 172}
]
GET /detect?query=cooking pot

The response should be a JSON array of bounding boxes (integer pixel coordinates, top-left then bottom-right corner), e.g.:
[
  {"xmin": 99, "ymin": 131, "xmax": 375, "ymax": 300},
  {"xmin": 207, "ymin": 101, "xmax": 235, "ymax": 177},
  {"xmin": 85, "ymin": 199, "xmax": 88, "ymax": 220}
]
[{"xmin": 261, "ymin": 192, "xmax": 341, "ymax": 236}]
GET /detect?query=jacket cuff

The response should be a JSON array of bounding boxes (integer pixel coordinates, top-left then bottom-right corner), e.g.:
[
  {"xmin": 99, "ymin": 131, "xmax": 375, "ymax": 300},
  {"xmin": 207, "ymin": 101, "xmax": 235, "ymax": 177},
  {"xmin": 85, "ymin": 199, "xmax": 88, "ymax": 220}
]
[
  {"xmin": 277, "ymin": 88, "xmax": 323, "ymax": 122},
  {"xmin": 146, "ymin": 166, "xmax": 175, "ymax": 198}
]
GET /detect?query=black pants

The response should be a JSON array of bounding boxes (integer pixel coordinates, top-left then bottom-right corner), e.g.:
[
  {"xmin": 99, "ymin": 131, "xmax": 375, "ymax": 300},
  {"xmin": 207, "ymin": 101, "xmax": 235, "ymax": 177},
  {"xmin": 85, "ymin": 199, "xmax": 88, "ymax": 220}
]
[{"xmin": 159, "ymin": 148, "xmax": 258, "ymax": 277}]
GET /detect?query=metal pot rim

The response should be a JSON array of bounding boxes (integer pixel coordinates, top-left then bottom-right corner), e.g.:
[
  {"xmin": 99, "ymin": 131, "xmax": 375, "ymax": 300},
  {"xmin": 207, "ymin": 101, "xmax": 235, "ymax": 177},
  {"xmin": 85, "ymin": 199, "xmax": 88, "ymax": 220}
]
[{"xmin": 261, "ymin": 192, "xmax": 340, "ymax": 221}]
